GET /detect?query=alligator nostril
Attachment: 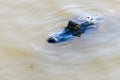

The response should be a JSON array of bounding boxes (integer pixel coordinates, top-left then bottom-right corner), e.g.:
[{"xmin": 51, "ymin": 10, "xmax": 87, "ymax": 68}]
[{"xmin": 47, "ymin": 37, "xmax": 56, "ymax": 43}]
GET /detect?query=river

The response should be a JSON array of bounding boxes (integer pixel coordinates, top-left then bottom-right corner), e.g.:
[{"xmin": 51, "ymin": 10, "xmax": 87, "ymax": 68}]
[{"xmin": 0, "ymin": 0, "xmax": 120, "ymax": 80}]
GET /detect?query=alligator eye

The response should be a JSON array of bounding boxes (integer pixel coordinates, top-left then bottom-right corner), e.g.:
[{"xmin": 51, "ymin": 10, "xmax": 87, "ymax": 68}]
[{"xmin": 74, "ymin": 24, "xmax": 81, "ymax": 29}]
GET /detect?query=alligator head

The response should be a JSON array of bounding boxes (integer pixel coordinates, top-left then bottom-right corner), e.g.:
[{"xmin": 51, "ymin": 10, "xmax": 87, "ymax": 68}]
[{"xmin": 47, "ymin": 16, "xmax": 100, "ymax": 43}]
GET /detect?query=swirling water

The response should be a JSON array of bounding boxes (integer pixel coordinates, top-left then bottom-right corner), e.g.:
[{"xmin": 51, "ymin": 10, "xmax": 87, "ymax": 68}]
[{"xmin": 0, "ymin": 0, "xmax": 120, "ymax": 80}]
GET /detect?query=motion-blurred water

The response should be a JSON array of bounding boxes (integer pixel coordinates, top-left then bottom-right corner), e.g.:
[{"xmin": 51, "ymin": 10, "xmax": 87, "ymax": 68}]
[{"xmin": 0, "ymin": 0, "xmax": 120, "ymax": 80}]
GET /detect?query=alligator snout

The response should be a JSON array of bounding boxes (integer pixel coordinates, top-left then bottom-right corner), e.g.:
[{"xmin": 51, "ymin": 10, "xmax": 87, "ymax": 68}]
[
  {"xmin": 47, "ymin": 29, "xmax": 73, "ymax": 43},
  {"xmin": 47, "ymin": 37, "xmax": 58, "ymax": 43}
]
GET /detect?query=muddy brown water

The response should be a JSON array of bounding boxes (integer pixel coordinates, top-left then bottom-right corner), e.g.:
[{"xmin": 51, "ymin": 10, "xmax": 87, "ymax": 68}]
[{"xmin": 0, "ymin": 0, "xmax": 120, "ymax": 80}]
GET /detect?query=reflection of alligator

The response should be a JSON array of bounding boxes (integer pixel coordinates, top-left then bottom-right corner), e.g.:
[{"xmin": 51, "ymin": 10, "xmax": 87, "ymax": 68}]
[{"xmin": 47, "ymin": 16, "xmax": 102, "ymax": 43}]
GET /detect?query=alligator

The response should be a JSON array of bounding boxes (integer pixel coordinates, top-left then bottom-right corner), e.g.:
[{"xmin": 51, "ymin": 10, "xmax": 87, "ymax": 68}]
[{"xmin": 47, "ymin": 16, "xmax": 102, "ymax": 43}]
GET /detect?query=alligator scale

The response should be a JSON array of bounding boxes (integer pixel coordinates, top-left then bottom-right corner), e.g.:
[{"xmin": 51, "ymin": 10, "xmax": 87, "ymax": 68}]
[{"xmin": 47, "ymin": 16, "xmax": 102, "ymax": 43}]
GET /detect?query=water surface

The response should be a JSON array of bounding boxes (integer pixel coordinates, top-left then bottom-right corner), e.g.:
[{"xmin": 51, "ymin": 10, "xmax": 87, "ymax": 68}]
[{"xmin": 0, "ymin": 0, "xmax": 120, "ymax": 80}]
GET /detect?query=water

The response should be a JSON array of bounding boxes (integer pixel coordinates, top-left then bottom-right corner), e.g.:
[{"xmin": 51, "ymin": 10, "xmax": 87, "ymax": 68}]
[{"xmin": 0, "ymin": 0, "xmax": 120, "ymax": 80}]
